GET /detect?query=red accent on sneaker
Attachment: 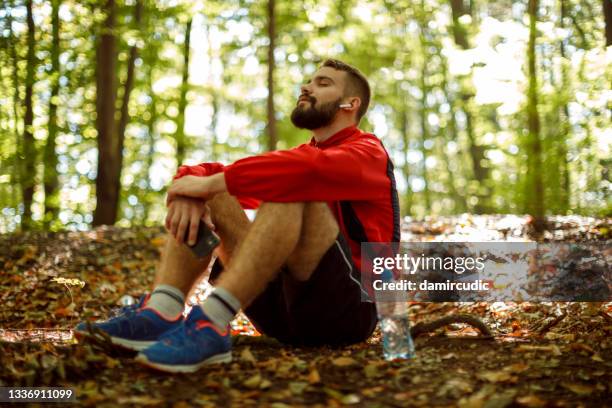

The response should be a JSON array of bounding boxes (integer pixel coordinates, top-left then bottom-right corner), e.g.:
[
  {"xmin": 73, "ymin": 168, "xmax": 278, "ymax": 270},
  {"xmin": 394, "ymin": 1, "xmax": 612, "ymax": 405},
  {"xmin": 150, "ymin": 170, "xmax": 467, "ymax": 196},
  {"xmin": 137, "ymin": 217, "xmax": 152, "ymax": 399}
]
[
  {"xmin": 137, "ymin": 293, "xmax": 152, "ymax": 311},
  {"xmin": 195, "ymin": 320, "xmax": 228, "ymax": 336}
]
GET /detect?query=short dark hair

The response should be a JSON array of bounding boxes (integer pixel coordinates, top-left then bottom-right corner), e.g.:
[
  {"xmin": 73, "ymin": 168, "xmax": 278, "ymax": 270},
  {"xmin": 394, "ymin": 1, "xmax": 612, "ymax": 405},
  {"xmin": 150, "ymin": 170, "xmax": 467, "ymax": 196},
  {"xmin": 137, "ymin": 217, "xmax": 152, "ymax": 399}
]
[{"xmin": 321, "ymin": 59, "xmax": 371, "ymax": 123}]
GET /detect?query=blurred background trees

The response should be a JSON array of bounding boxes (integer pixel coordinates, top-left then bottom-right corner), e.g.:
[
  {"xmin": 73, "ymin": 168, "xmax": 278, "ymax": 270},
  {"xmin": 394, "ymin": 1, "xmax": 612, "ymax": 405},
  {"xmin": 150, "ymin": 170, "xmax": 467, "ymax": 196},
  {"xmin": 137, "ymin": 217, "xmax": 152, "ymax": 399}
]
[{"xmin": 0, "ymin": 0, "xmax": 610, "ymax": 232}]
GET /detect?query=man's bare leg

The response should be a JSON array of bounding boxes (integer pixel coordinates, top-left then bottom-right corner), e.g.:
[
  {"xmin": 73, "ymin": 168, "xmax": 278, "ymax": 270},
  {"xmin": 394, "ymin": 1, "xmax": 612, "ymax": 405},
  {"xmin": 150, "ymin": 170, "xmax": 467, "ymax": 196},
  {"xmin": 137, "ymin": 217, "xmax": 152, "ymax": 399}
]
[
  {"xmin": 152, "ymin": 193, "xmax": 250, "ymax": 296},
  {"xmin": 216, "ymin": 201, "xmax": 339, "ymax": 307},
  {"xmin": 286, "ymin": 202, "xmax": 339, "ymax": 281}
]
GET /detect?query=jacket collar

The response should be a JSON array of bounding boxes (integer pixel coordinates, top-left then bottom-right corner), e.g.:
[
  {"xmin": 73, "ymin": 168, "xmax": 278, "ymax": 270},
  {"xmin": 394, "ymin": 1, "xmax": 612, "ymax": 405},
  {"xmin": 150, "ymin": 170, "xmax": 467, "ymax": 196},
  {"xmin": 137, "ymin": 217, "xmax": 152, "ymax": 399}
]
[{"xmin": 309, "ymin": 125, "xmax": 359, "ymax": 148}]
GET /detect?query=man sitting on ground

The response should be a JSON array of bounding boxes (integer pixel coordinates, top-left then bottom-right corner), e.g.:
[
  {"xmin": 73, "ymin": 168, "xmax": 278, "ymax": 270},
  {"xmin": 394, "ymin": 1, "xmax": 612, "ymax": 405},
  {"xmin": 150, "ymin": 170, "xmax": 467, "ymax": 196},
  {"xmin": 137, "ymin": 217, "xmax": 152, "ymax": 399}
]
[{"xmin": 76, "ymin": 59, "xmax": 400, "ymax": 373}]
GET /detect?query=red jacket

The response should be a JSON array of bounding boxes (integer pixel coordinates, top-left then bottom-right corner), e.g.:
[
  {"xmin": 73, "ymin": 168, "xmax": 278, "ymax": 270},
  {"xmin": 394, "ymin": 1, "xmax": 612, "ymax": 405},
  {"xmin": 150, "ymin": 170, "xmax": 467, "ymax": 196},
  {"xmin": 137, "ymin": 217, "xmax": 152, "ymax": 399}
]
[{"xmin": 174, "ymin": 125, "xmax": 400, "ymax": 279}]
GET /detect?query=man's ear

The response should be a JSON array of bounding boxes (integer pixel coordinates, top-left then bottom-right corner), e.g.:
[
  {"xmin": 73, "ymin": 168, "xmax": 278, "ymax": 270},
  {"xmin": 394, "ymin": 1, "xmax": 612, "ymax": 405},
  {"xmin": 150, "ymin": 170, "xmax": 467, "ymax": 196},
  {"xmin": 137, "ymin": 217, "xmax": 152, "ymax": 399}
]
[{"xmin": 347, "ymin": 97, "xmax": 361, "ymax": 111}]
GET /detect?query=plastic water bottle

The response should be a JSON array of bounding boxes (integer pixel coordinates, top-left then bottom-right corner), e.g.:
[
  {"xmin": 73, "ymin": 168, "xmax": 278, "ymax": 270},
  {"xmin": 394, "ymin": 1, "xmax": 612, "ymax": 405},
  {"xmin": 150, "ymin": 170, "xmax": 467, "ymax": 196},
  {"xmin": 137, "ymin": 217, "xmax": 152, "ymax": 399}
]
[
  {"xmin": 119, "ymin": 295, "xmax": 136, "ymax": 306},
  {"xmin": 375, "ymin": 270, "xmax": 416, "ymax": 360}
]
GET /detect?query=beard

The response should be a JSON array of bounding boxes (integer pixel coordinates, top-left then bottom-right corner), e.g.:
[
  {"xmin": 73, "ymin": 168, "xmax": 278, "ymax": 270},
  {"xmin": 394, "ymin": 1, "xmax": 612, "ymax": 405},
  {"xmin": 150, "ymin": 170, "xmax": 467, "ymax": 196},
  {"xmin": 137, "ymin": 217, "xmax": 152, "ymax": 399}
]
[{"xmin": 290, "ymin": 96, "xmax": 342, "ymax": 130}]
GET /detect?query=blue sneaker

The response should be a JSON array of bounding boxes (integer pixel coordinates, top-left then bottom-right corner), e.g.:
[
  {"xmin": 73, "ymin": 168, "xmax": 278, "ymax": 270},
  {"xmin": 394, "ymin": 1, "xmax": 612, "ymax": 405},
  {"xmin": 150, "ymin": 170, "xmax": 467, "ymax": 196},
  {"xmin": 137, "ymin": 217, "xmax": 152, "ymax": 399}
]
[
  {"xmin": 75, "ymin": 301, "xmax": 183, "ymax": 351},
  {"xmin": 135, "ymin": 306, "xmax": 232, "ymax": 373}
]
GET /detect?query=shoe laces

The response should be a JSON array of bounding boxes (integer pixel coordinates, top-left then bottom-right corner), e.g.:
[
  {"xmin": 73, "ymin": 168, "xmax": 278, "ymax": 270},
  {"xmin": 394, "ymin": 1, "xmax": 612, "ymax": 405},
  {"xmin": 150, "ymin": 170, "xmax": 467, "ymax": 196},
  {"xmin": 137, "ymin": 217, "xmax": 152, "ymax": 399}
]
[
  {"xmin": 157, "ymin": 312, "xmax": 204, "ymax": 347},
  {"xmin": 108, "ymin": 295, "xmax": 146, "ymax": 318}
]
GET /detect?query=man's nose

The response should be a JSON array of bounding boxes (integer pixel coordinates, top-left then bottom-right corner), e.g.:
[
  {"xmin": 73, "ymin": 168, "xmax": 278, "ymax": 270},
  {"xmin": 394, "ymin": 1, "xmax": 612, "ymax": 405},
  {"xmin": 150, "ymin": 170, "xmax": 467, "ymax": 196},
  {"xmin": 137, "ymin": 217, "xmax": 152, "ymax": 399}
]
[{"xmin": 300, "ymin": 83, "xmax": 311, "ymax": 94}]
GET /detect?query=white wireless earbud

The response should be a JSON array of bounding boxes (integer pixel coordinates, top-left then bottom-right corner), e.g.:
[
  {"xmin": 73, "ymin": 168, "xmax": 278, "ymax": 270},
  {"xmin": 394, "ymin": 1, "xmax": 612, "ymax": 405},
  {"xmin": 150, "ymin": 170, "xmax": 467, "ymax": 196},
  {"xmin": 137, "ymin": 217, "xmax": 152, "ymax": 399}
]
[{"xmin": 339, "ymin": 103, "xmax": 352, "ymax": 108}]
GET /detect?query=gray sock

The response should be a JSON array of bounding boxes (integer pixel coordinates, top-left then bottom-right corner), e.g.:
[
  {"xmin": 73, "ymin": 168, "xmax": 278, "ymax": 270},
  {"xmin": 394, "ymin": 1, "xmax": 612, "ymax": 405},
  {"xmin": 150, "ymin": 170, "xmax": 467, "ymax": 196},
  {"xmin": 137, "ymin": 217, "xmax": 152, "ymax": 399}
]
[
  {"xmin": 146, "ymin": 284, "xmax": 185, "ymax": 319},
  {"xmin": 200, "ymin": 287, "xmax": 241, "ymax": 330}
]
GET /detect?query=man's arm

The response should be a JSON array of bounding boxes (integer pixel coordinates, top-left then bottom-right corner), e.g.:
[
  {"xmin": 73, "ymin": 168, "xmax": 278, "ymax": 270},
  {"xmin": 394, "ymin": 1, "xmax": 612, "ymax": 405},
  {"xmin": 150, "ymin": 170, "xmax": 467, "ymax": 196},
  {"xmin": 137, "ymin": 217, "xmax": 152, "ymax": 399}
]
[
  {"xmin": 223, "ymin": 137, "xmax": 391, "ymax": 202},
  {"xmin": 166, "ymin": 173, "xmax": 227, "ymax": 205},
  {"xmin": 174, "ymin": 162, "xmax": 260, "ymax": 209}
]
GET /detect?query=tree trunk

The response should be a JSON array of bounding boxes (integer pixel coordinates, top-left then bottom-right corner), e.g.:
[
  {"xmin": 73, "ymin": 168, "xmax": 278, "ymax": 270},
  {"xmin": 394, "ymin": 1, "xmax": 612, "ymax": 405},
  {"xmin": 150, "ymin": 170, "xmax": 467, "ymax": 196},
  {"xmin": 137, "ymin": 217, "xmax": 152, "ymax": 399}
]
[
  {"xmin": 205, "ymin": 26, "xmax": 219, "ymax": 162},
  {"xmin": 448, "ymin": 0, "xmax": 491, "ymax": 213},
  {"xmin": 210, "ymin": 95, "xmax": 220, "ymax": 161},
  {"xmin": 557, "ymin": 0, "xmax": 571, "ymax": 212},
  {"xmin": 175, "ymin": 17, "xmax": 192, "ymax": 168},
  {"xmin": 449, "ymin": 0, "xmax": 469, "ymax": 48},
  {"xmin": 604, "ymin": 0, "xmax": 612, "ymax": 46},
  {"xmin": 21, "ymin": 0, "xmax": 36, "ymax": 230},
  {"xmin": 92, "ymin": 0, "xmax": 118, "ymax": 226},
  {"xmin": 7, "ymin": 0, "xmax": 21, "ymax": 207},
  {"xmin": 441, "ymin": 58, "xmax": 468, "ymax": 213},
  {"xmin": 525, "ymin": 0, "xmax": 545, "ymax": 229},
  {"xmin": 143, "ymin": 66, "xmax": 157, "ymax": 224},
  {"xmin": 419, "ymin": 59, "xmax": 431, "ymax": 212},
  {"xmin": 113, "ymin": 0, "xmax": 142, "ymax": 212},
  {"xmin": 266, "ymin": 0, "xmax": 277, "ymax": 151},
  {"xmin": 400, "ymin": 108, "xmax": 412, "ymax": 216},
  {"xmin": 43, "ymin": 0, "xmax": 61, "ymax": 228},
  {"xmin": 417, "ymin": 4, "xmax": 431, "ymax": 213}
]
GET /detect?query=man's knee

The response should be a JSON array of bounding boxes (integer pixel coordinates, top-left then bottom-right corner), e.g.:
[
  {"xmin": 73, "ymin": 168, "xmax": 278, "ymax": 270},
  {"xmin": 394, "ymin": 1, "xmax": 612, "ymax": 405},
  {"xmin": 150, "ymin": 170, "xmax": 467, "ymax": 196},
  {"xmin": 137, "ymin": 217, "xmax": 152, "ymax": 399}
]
[
  {"xmin": 302, "ymin": 202, "xmax": 338, "ymax": 233},
  {"xmin": 258, "ymin": 201, "xmax": 305, "ymax": 213},
  {"xmin": 286, "ymin": 202, "xmax": 339, "ymax": 281},
  {"xmin": 256, "ymin": 202, "xmax": 305, "ymax": 228}
]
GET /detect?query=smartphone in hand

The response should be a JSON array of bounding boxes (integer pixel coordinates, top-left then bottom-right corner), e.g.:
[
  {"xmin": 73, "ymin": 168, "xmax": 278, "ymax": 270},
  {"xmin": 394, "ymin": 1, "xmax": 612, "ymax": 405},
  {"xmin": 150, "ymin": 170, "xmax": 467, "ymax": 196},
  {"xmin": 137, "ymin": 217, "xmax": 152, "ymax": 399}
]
[{"xmin": 185, "ymin": 223, "xmax": 220, "ymax": 258}]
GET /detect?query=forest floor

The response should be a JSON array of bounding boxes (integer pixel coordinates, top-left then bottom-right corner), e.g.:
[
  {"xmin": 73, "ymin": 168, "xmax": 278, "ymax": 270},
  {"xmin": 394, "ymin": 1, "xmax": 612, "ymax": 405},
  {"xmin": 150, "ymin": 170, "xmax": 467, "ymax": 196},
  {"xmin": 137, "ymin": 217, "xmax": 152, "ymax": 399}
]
[{"xmin": 0, "ymin": 215, "xmax": 611, "ymax": 407}]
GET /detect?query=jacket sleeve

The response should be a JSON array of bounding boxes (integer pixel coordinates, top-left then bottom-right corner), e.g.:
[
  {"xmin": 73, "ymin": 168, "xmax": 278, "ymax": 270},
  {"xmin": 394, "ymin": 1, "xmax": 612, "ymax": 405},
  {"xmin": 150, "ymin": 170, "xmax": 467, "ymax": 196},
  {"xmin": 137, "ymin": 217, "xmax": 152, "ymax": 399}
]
[
  {"xmin": 173, "ymin": 162, "xmax": 261, "ymax": 209},
  {"xmin": 173, "ymin": 162, "xmax": 226, "ymax": 179},
  {"xmin": 223, "ymin": 137, "xmax": 390, "ymax": 202}
]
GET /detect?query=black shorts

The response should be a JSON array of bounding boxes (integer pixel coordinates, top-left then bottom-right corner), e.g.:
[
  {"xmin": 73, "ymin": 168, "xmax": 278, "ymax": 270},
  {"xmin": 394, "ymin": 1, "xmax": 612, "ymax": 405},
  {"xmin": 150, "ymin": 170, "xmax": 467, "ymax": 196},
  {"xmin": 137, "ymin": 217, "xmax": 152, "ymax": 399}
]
[{"xmin": 209, "ymin": 233, "xmax": 378, "ymax": 346}]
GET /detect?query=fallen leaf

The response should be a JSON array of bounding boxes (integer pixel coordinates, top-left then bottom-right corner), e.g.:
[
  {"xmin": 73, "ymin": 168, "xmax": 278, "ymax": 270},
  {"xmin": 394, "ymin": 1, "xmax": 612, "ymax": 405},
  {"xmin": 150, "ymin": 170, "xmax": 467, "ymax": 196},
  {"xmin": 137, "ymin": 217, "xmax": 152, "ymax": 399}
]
[
  {"xmin": 477, "ymin": 370, "xmax": 516, "ymax": 383},
  {"xmin": 243, "ymin": 374, "xmax": 261, "ymax": 389},
  {"xmin": 308, "ymin": 368, "xmax": 321, "ymax": 384},
  {"xmin": 562, "ymin": 382, "xmax": 595, "ymax": 395},
  {"xmin": 341, "ymin": 394, "xmax": 360, "ymax": 405},
  {"xmin": 364, "ymin": 364, "xmax": 379, "ymax": 379},
  {"xmin": 288, "ymin": 382, "xmax": 308, "ymax": 395},
  {"xmin": 240, "ymin": 347, "xmax": 256, "ymax": 363},
  {"xmin": 516, "ymin": 344, "xmax": 562, "ymax": 356},
  {"xmin": 504, "ymin": 363, "xmax": 529, "ymax": 374},
  {"xmin": 516, "ymin": 395, "xmax": 547, "ymax": 407},
  {"xmin": 361, "ymin": 386, "xmax": 384, "ymax": 397},
  {"xmin": 117, "ymin": 396, "xmax": 164, "ymax": 405},
  {"xmin": 332, "ymin": 356, "xmax": 357, "ymax": 367}
]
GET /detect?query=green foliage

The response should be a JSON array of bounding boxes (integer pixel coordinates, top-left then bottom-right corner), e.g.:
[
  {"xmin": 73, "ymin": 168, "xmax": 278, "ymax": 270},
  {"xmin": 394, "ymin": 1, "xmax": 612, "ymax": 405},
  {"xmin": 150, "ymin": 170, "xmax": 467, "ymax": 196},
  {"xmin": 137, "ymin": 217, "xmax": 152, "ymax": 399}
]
[{"xmin": 0, "ymin": 0, "xmax": 609, "ymax": 232}]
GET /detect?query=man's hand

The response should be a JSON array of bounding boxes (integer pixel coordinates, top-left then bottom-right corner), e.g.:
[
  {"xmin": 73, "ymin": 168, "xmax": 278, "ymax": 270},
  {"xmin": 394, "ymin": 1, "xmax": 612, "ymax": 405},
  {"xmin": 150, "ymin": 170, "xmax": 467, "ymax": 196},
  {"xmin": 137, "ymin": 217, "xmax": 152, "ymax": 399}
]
[
  {"xmin": 165, "ymin": 196, "xmax": 215, "ymax": 245},
  {"xmin": 166, "ymin": 173, "xmax": 227, "ymax": 206}
]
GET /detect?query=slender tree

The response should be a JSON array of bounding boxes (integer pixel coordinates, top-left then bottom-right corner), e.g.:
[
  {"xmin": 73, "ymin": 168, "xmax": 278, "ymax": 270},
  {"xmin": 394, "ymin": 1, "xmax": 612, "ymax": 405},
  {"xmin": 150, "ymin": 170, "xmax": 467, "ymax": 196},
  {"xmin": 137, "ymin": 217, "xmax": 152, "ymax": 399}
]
[
  {"xmin": 142, "ymin": 63, "xmax": 157, "ymax": 224},
  {"xmin": 525, "ymin": 0, "xmax": 545, "ymax": 228},
  {"xmin": 417, "ymin": 4, "xmax": 431, "ymax": 212},
  {"xmin": 449, "ymin": 0, "xmax": 469, "ymax": 48},
  {"xmin": 266, "ymin": 0, "xmax": 277, "ymax": 151},
  {"xmin": 43, "ymin": 0, "xmax": 61, "ymax": 228},
  {"xmin": 93, "ymin": 0, "xmax": 118, "ymax": 226},
  {"xmin": 114, "ymin": 0, "xmax": 143, "ymax": 202},
  {"xmin": 556, "ymin": 0, "xmax": 571, "ymax": 212},
  {"xmin": 206, "ymin": 24, "xmax": 220, "ymax": 162},
  {"xmin": 400, "ymin": 107, "xmax": 412, "ymax": 215},
  {"xmin": 21, "ymin": 0, "xmax": 36, "ymax": 229},
  {"xmin": 175, "ymin": 17, "xmax": 192, "ymax": 168},
  {"xmin": 7, "ymin": 0, "xmax": 21, "ymax": 207},
  {"xmin": 440, "ymin": 55, "xmax": 468, "ymax": 213},
  {"xmin": 604, "ymin": 0, "xmax": 612, "ymax": 46},
  {"xmin": 448, "ymin": 0, "xmax": 491, "ymax": 213}
]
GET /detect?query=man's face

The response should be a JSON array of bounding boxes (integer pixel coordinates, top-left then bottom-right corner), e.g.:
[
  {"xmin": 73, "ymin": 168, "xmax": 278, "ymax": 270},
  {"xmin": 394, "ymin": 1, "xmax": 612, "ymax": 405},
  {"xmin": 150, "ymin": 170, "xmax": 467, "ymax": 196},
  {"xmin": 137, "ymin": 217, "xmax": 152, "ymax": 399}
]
[{"xmin": 291, "ymin": 67, "xmax": 346, "ymax": 130}]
